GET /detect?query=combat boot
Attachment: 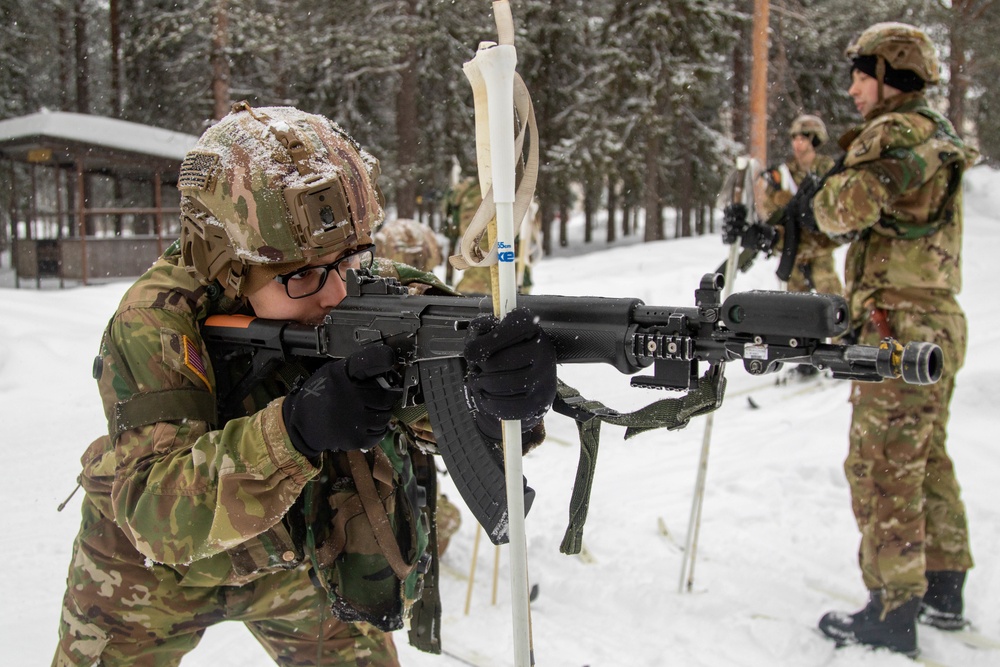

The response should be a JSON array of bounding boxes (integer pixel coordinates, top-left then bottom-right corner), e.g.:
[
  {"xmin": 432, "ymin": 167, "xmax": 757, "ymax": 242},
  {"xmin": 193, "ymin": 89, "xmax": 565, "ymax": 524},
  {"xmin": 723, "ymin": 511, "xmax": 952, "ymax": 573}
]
[
  {"xmin": 818, "ymin": 592, "xmax": 919, "ymax": 657},
  {"xmin": 920, "ymin": 570, "xmax": 969, "ymax": 630}
]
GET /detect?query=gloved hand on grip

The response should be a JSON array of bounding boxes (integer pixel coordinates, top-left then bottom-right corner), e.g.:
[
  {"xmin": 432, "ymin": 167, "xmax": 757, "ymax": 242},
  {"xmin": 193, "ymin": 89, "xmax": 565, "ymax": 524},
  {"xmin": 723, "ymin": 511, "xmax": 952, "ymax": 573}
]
[
  {"xmin": 282, "ymin": 344, "xmax": 403, "ymax": 458},
  {"xmin": 783, "ymin": 173, "xmax": 821, "ymax": 233},
  {"xmin": 464, "ymin": 307, "xmax": 558, "ymax": 442},
  {"xmin": 741, "ymin": 222, "xmax": 779, "ymax": 253}
]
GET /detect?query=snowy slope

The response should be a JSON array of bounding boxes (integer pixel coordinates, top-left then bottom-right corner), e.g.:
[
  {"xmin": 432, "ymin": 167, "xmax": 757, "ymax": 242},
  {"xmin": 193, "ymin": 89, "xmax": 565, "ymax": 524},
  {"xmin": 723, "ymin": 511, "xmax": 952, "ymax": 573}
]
[{"xmin": 2, "ymin": 166, "xmax": 998, "ymax": 666}]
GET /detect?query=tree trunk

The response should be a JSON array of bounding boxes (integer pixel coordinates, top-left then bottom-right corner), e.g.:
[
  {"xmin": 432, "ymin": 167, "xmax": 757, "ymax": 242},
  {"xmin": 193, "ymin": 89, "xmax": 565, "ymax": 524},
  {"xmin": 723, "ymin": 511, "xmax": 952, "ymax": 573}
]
[
  {"xmin": 678, "ymin": 113, "xmax": 693, "ymax": 238},
  {"xmin": 73, "ymin": 0, "xmax": 89, "ymax": 114},
  {"xmin": 606, "ymin": 178, "xmax": 617, "ymax": 243},
  {"xmin": 539, "ymin": 194, "xmax": 554, "ymax": 256},
  {"xmin": 211, "ymin": 0, "xmax": 231, "ymax": 120},
  {"xmin": 643, "ymin": 130, "xmax": 661, "ymax": 242},
  {"xmin": 731, "ymin": 1, "xmax": 750, "ymax": 148},
  {"xmin": 583, "ymin": 175, "xmax": 595, "ymax": 244},
  {"xmin": 948, "ymin": 23, "xmax": 968, "ymax": 134},
  {"xmin": 395, "ymin": 1, "xmax": 419, "ymax": 220},
  {"xmin": 109, "ymin": 0, "xmax": 122, "ymax": 117},
  {"xmin": 559, "ymin": 186, "xmax": 570, "ymax": 247},
  {"xmin": 57, "ymin": 8, "xmax": 72, "ymax": 112}
]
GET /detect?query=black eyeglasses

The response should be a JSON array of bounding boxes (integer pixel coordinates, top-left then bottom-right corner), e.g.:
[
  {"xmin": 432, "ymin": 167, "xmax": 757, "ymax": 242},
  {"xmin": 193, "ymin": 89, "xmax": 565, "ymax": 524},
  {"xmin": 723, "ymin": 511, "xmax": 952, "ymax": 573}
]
[{"xmin": 274, "ymin": 244, "xmax": 375, "ymax": 298}]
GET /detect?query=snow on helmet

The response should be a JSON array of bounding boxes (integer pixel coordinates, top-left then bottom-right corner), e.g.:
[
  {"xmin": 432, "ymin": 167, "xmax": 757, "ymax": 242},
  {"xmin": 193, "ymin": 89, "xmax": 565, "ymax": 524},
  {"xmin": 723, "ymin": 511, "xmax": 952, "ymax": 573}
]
[
  {"xmin": 845, "ymin": 22, "xmax": 939, "ymax": 86},
  {"xmin": 178, "ymin": 102, "xmax": 383, "ymax": 297},
  {"xmin": 789, "ymin": 114, "xmax": 828, "ymax": 148}
]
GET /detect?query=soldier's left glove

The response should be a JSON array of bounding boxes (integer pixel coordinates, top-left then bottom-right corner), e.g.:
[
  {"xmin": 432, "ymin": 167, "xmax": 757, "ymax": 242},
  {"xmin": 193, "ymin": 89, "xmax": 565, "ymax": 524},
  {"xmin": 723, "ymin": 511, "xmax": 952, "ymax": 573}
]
[
  {"xmin": 721, "ymin": 203, "xmax": 749, "ymax": 245},
  {"xmin": 464, "ymin": 307, "xmax": 557, "ymax": 442}
]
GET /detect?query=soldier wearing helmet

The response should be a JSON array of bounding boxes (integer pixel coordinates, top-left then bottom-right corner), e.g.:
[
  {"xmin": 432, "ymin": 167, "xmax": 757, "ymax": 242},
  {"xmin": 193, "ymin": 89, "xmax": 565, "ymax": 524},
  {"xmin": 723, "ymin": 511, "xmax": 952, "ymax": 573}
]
[
  {"xmin": 810, "ymin": 23, "xmax": 978, "ymax": 656},
  {"xmin": 756, "ymin": 113, "xmax": 843, "ymax": 299},
  {"xmin": 51, "ymin": 103, "xmax": 557, "ymax": 666},
  {"xmin": 373, "ymin": 217, "xmax": 444, "ymax": 274}
]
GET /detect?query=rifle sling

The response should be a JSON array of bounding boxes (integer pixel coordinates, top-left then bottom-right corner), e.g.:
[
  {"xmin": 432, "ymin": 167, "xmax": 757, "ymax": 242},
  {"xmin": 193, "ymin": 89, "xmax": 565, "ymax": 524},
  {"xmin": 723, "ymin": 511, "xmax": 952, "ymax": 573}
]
[
  {"xmin": 553, "ymin": 370, "xmax": 726, "ymax": 555},
  {"xmin": 347, "ymin": 449, "xmax": 417, "ymax": 581}
]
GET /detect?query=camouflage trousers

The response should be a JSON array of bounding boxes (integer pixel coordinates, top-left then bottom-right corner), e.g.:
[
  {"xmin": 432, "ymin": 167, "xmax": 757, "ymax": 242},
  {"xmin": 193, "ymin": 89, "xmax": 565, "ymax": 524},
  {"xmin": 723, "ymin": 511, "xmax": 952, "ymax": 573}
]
[
  {"xmin": 846, "ymin": 307, "xmax": 973, "ymax": 612},
  {"xmin": 53, "ymin": 497, "xmax": 399, "ymax": 667},
  {"xmin": 787, "ymin": 253, "xmax": 843, "ymax": 296}
]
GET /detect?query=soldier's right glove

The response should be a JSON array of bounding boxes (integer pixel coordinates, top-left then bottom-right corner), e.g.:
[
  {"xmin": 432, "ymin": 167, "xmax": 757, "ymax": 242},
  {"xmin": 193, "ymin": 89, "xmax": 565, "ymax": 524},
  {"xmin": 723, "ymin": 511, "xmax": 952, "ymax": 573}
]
[
  {"xmin": 464, "ymin": 307, "xmax": 557, "ymax": 442},
  {"xmin": 741, "ymin": 222, "xmax": 778, "ymax": 254},
  {"xmin": 282, "ymin": 344, "xmax": 403, "ymax": 458}
]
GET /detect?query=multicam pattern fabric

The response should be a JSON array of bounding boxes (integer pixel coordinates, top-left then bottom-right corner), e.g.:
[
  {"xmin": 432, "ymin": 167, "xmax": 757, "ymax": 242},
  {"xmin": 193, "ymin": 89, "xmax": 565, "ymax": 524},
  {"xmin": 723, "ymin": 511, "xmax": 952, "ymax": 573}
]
[
  {"xmin": 444, "ymin": 178, "xmax": 493, "ymax": 294},
  {"xmin": 847, "ymin": 309, "xmax": 972, "ymax": 611},
  {"xmin": 443, "ymin": 178, "xmax": 535, "ymax": 295},
  {"xmin": 759, "ymin": 154, "xmax": 843, "ymax": 295},
  {"xmin": 813, "ymin": 91, "xmax": 976, "ymax": 613},
  {"xmin": 373, "ymin": 218, "xmax": 443, "ymax": 272},
  {"xmin": 845, "ymin": 22, "xmax": 940, "ymax": 84},
  {"xmin": 52, "ymin": 251, "xmax": 434, "ymax": 666},
  {"xmin": 814, "ymin": 93, "xmax": 978, "ymax": 321},
  {"xmin": 177, "ymin": 104, "xmax": 385, "ymax": 300}
]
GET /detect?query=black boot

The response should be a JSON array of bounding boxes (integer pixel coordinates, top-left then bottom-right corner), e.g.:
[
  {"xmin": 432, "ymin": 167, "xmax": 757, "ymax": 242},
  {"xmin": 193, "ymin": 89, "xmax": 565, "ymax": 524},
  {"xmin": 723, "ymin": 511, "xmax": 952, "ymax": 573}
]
[
  {"xmin": 920, "ymin": 570, "xmax": 969, "ymax": 631},
  {"xmin": 818, "ymin": 592, "xmax": 919, "ymax": 657}
]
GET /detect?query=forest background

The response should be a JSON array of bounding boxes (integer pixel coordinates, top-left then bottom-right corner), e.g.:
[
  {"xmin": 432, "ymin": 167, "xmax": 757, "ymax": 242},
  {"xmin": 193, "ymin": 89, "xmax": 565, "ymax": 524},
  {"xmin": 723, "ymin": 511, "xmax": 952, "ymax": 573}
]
[{"xmin": 2, "ymin": 0, "xmax": 998, "ymax": 257}]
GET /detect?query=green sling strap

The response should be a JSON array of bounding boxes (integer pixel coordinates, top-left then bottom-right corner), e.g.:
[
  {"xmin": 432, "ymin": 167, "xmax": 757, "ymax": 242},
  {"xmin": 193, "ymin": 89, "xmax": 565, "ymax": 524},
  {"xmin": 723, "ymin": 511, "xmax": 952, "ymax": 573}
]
[{"xmin": 552, "ymin": 367, "xmax": 726, "ymax": 555}]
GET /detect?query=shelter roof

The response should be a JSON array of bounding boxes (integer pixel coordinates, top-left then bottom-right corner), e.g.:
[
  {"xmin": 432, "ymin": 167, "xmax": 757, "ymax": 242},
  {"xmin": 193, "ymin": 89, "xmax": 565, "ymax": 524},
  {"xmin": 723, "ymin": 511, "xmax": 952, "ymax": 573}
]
[{"xmin": 0, "ymin": 109, "xmax": 199, "ymax": 176}]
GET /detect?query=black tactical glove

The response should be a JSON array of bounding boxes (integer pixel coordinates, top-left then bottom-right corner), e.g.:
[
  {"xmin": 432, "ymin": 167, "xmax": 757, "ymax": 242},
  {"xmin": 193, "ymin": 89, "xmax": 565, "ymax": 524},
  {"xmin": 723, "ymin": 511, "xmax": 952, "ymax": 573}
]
[
  {"xmin": 783, "ymin": 173, "xmax": 821, "ymax": 233},
  {"xmin": 282, "ymin": 344, "xmax": 403, "ymax": 457},
  {"xmin": 721, "ymin": 203, "xmax": 749, "ymax": 245},
  {"xmin": 741, "ymin": 222, "xmax": 778, "ymax": 254},
  {"xmin": 464, "ymin": 307, "xmax": 557, "ymax": 442}
]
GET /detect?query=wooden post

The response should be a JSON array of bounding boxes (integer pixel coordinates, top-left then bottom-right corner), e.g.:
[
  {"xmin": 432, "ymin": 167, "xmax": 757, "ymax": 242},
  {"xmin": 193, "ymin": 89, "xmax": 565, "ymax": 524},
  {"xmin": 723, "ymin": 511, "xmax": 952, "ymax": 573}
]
[
  {"xmin": 750, "ymin": 0, "xmax": 769, "ymax": 168},
  {"xmin": 56, "ymin": 166, "xmax": 65, "ymax": 288}
]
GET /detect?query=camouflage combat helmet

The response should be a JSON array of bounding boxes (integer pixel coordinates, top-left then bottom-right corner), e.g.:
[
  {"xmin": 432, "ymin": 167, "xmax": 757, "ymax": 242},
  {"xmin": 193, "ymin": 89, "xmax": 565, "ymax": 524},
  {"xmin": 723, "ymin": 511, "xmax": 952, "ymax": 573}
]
[
  {"xmin": 178, "ymin": 101, "xmax": 384, "ymax": 298},
  {"xmin": 373, "ymin": 218, "xmax": 443, "ymax": 272},
  {"xmin": 789, "ymin": 114, "xmax": 828, "ymax": 148},
  {"xmin": 846, "ymin": 22, "xmax": 940, "ymax": 86}
]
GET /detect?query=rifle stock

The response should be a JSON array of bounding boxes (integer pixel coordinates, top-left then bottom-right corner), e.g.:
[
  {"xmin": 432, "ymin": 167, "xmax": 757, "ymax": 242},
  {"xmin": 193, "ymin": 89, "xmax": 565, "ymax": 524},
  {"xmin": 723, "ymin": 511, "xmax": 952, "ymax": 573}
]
[{"xmin": 202, "ymin": 271, "xmax": 942, "ymax": 544}]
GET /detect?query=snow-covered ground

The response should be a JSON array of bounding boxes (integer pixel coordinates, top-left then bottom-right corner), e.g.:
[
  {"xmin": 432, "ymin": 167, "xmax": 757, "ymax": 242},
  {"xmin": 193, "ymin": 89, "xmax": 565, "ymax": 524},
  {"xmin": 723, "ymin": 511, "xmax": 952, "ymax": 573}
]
[{"xmin": 2, "ymin": 167, "xmax": 998, "ymax": 666}]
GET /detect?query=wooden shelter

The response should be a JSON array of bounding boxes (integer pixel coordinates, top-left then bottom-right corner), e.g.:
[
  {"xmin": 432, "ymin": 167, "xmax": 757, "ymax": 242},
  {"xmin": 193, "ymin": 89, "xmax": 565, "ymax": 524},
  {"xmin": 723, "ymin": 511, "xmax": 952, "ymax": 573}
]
[{"xmin": 0, "ymin": 110, "xmax": 199, "ymax": 287}]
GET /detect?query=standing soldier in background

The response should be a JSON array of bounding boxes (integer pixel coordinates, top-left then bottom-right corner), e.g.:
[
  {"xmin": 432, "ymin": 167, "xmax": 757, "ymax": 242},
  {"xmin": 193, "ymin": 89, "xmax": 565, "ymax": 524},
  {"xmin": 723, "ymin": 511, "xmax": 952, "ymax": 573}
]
[
  {"xmin": 373, "ymin": 218, "xmax": 444, "ymax": 277},
  {"xmin": 443, "ymin": 176, "xmax": 537, "ymax": 295},
  {"xmin": 809, "ymin": 23, "xmax": 978, "ymax": 657},
  {"xmin": 756, "ymin": 114, "xmax": 843, "ymax": 297},
  {"xmin": 443, "ymin": 176, "xmax": 492, "ymax": 295}
]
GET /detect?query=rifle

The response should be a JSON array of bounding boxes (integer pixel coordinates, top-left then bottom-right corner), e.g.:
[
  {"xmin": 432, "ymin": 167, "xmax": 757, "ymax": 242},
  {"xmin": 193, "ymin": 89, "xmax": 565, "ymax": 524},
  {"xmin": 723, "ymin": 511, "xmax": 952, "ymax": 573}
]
[{"xmin": 202, "ymin": 270, "xmax": 942, "ymax": 546}]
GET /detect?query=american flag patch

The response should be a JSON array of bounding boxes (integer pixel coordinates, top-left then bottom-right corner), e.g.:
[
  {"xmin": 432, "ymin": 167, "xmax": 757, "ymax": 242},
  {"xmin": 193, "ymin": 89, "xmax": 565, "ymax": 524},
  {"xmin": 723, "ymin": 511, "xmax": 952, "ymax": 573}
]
[{"xmin": 183, "ymin": 335, "xmax": 211, "ymax": 389}]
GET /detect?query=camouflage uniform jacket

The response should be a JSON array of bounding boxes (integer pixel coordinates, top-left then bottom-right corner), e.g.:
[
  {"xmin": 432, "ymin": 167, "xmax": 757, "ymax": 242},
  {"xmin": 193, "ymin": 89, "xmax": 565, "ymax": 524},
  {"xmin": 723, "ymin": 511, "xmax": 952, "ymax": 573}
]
[
  {"xmin": 79, "ymin": 253, "xmax": 318, "ymax": 587},
  {"xmin": 813, "ymin": 93, "xmax": 979, "ymax": 324},
  {"xmin": 78, "ymin": 250, "xmax": 437, "ymax": 625},
  {"xmin": 760, "ymin": 154, "xmax": 840, "ymax": 262}
]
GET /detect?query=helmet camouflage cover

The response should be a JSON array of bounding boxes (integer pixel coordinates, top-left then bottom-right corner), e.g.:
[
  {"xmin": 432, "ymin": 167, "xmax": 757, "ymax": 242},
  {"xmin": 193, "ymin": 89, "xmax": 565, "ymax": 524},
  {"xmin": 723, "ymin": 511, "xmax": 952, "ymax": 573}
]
[
  {"xmin": 373, "ymin": 218, "xmax": 443, "ymax": 272},
  {"xmin": 789, "ymin": 114, "xmax": 828, "ymax": 147},
  {"xmin": 845, "ymin": 22, "xmax": 940, "ymax": 85},
  {"xmin": 178, "ymin": 102, "xmax": 383, "ymax": 297}
]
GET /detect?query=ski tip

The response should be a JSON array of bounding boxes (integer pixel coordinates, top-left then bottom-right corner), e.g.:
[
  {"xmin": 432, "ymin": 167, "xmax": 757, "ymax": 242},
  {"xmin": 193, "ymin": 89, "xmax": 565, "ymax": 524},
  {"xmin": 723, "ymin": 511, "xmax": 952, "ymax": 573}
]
[{"xmin": 747, "ymin": 396, "xmax": 760, "ymax": 409}]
